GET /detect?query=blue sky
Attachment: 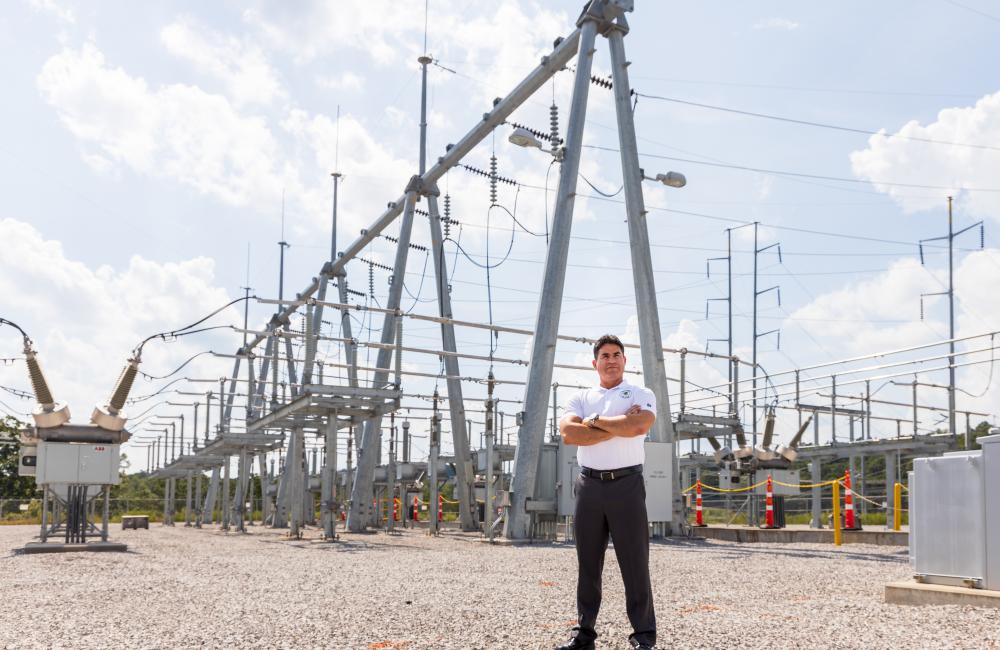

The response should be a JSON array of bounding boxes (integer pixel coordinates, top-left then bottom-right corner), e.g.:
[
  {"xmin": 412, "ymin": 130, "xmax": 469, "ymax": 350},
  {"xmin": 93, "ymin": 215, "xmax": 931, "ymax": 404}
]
[{"xmin": 3, "ymin": 1, "xmax": 1000, "ymax": 467}]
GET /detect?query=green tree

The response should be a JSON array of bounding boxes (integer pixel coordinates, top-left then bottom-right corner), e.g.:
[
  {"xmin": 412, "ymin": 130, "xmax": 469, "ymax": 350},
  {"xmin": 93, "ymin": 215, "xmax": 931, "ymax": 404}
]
[{"xmin": 0, "ymin": 416, "xmax": 36, "ymax": 498}]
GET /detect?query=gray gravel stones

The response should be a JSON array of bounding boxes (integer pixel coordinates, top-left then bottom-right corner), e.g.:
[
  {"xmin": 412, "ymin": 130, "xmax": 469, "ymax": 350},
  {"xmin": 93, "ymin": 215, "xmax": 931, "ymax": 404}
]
[{"xmin": 1, "ymin": 525, "xmax": 997, "ymax": 649}]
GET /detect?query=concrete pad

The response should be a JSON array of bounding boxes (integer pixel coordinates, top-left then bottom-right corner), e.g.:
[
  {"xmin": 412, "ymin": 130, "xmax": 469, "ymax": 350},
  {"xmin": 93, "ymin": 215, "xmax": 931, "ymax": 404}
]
[
  {"xmin": 696, "ymin": 525, "xmax": 908, "ymax": 546},
  {"xmin": 885, "ymin": 580, "xmax": 1000, "ymax": 608},
  {"xmin": 20, "ymin": 542, "xmax": 128, "ymax": 554}
]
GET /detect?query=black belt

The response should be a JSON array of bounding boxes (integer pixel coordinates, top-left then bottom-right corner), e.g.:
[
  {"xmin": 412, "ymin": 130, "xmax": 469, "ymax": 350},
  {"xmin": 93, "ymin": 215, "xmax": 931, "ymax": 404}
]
[{"xmin": 580, "ymin": 464, "xmax": 643, "ymax": 481}]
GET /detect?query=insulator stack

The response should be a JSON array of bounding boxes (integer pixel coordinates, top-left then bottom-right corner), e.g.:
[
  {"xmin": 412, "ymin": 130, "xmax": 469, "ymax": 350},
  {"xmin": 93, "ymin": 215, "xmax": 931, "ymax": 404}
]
[
  {"xmin": 24, "ymin": 345, "xmax": 55, "ymax": 408},
  {"xmin": 489, "ymin": 155, "xmax": 498, "ymax": 206},
  {"xmin": 443, "ymin": 193, "xmax": 452, "ymax": 238},
  {"xmin": 549, "ymin": 103, "xmax": 560, "ymax": 148},
  {"xmin": 108, "ymin": 359, "xmax": 139, "ymax": 413},
  {"xmin": 368, "ymin": 263, "xmax": 375, "ymax": 298}
]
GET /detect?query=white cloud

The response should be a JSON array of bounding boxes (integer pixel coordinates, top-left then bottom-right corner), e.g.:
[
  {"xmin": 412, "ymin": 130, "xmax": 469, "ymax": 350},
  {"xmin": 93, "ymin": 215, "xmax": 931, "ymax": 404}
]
[
  {"xmin": 384, "ymin": 105, "xmax": 408, "ymax": 128},
  {"xmin": 243, "ymin": 1, "xmax": 421, "ymax": 66},
  {"xmin": 753, "ymin": 18, "xmax": 799, "ymax": 31},
  {"xmin": 756, "ymin": 175, "xmax": 774, "ymax": 200},
  {"xmin": 785, "ymin": 251, "xmax": 1000, "ymax": 426},
  {"xmin": 786, "ymin": 257, "xmax": 942, "ymax": 354},
  {"xmin": 161, "ymin": 17, "xmax": 285, "ymax": 107},
  {"xmin": 316, "ymin": 71, "xmax": 365, "ymax": 92},
  {"xmin": 27, "ymin": 0, "xmax": 75, "ymax": 24},
  {"xmin": 243, "ymin": 1, "xmax": 569, "ymax": 105},
  {"xmin": 0, "ymin": 218, "xmax": 239, "ymax": 445},
  {"xmin": 34, "ymin": 41, "xmax": 360, "ymax": 235},
  {"xmin": 850, "ymin": 90, "xmax": 1000, "ymax": 219},
  {"xmin": 37, "ymin": 42, "xmax": 294, "ymax": 205}
]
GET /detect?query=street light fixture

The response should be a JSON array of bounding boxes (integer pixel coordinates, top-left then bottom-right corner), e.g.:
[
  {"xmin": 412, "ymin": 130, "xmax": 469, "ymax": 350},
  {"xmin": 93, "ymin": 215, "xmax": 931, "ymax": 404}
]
[
  {"xmin": 508, "ymin": 127, "xmax": 544, "ymax": 149},
  {"xmin": 644, "ymin": 170, "xmax": 686, "ymax": 188}
]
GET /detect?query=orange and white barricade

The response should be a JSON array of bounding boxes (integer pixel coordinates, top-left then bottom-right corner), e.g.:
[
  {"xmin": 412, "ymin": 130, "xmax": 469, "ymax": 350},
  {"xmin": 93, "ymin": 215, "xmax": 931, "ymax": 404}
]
[{"xmin": 694, "ymin": 480, "xmax": 707, "ymax": 527}]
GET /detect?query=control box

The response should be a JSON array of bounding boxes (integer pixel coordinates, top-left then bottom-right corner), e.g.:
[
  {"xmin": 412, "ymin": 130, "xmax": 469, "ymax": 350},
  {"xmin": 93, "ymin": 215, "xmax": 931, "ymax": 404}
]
[
  {"xmin": 557, "ymin": 439, "xmax": 674, "ymax": 522},
  {"xmin": 18, "ymin": 443, "xmax": 37, "ymax": 477},
  {"xmin": 35, "ymin": 441, "xmax": 121, "ymax": 485}
]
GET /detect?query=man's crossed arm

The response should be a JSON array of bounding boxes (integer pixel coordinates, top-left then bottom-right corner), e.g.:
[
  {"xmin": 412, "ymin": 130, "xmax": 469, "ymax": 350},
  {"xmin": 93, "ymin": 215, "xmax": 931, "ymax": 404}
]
[{"xmin": 560, "ymin": 405, "xmax": 656, "ymax": 446}]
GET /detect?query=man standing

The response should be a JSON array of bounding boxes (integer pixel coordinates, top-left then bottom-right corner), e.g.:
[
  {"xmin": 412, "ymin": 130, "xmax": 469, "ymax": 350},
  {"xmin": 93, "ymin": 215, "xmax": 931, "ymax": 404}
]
[{"xmin": 556, "ymin": 334, "xmax": 657, "ymax": 650}]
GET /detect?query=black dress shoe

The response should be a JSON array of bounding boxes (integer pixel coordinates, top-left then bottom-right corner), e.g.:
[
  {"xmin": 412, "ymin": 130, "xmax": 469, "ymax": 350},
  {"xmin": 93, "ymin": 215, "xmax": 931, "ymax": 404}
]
[{"xmin": 555, "ymin": 637, "xmax": 595, "ymax": 650}]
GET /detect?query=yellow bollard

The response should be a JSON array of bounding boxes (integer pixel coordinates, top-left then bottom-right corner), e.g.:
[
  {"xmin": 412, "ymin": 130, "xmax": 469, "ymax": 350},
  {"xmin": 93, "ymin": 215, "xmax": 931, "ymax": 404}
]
[
  {"xmin": 832, "ymin": 480, "xmax": 842, "ymax": 546},
  {"xmin": 893, "ymin": 482, "xmax": 902, "ymax": 531}
]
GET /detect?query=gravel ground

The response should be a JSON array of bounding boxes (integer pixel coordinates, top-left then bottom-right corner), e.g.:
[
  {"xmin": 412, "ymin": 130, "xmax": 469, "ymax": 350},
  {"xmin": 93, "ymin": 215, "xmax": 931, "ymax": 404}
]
[{"xmin": 1, "ymin": 524, "xmax": 997, "ymax": 650}]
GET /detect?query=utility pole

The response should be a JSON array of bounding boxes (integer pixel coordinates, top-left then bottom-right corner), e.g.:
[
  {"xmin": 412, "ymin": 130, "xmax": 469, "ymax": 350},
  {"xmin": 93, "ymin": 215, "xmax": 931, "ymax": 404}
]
[
  {"xmin": 278, "ymin": 192, "xmax": 289, "ymax": 311},
  {"xmin": 919, "ymin": 196, "xmax": 984, "ymax": 447},
  {"xmin": 485, "ymin": 371, "xmax": 497, "ymax": 542},
  {"xmin": 421, "ymin": 45, "xmax": 477, "ymax": 530},
  {"xmin": 429, "ymin": 390, "xmax": 441, "ymax": 535},
  {"xmin": 332, "ymin": 104, "xmax": 342, "ymax": 264},
  {"xmin": 752, "ymin": 222, "xmax": 781, "ymax": 445},
  {"xmin": 706, "ymin": 228, "xmax": 733, "ymax": 411},
  {"xmin": 386, "ymin": 411, "xmax": 396, "ymax": 534}
]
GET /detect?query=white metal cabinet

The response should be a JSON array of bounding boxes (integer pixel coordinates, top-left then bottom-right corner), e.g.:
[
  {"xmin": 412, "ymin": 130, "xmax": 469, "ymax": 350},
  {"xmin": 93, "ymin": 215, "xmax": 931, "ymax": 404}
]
[{"xmin": 911, "ymin": 434, "xmax": 1000, "ymax": 589}]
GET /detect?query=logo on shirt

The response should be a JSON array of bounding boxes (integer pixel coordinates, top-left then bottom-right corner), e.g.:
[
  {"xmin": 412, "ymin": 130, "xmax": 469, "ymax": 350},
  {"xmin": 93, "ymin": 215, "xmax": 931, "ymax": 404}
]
[{"xmin": 620, "ymin": 389, "xmax": 632, "ymax": 399}]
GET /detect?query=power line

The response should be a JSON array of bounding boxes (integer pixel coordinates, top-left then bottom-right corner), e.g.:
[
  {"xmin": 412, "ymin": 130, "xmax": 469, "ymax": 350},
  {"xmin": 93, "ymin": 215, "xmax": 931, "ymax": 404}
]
[
  {"xmin": 582, "ymin": 144, "xmax": 1000, "ymax": 193},
  {"xmin": 629, "ymin": 73, "xmax": 980, "ymax": 100},
  {"xmin": 634, "ymin": 92, "xmax": 1000, "ymax": 153},
  {"xmin": 944, "ymin": 0, "xmax": 1000, "ymax": 23}
]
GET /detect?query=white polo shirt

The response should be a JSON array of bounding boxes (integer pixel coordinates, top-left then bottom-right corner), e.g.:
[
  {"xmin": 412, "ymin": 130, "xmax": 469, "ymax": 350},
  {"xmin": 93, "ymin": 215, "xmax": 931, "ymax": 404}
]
[{"xmin": 565, "ymin": 379, "xmax": 657, "ymax": 470}]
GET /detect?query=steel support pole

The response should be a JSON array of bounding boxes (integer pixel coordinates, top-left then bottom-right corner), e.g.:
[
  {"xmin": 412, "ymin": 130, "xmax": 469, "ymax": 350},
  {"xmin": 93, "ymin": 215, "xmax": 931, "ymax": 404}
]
[
  {"xmin": 810, "ymin": 459, "xmax": 822, "ymax": 529},
  {"xmin": 506, "ymin": 17, "xmax": 598, "ymax": 541},
  {"xmin": 169, "ymin": 479, "xmax": 176, "ymax": 525},
  {"xmin": 234, "ymin": 449, "xmax": 248, "ymax": 532},
  {"xmin": 185, "ymin": 470, "xmax": 193, "ymax": 526},
  {"xmin": 336, "ymin": 275, "xmax": 359, "ymax": 388},
  {"xmin": 204, "ymin": 392, "xmax": 212, "ymax": 446},
  {"xmin": 221, "ymin": 458, "xmax": 231, "ymax": 531},
  {"xmin": 257, "ymin": 452, "xmax": 270, "ymax": 524},
  {"xmin": 161, "ymin": 479, "xmax": 169, "ymax": 526},
  {"xmin": 885, "ymin": 451, "xmax": 897, "ymax": 528},
  {"xmin": 752, "ymin": 223, "xmax": 759, "ymax": 442},
  {"xmin": 429, "ymin": 395, "xmax": 441, "ymax": 535},
  {"xmin": 283, "ymin": 336, "xmax": 299, "ymax": 397},
  {"xmin": 347, "ymin": 188, "xmax": 419, "ymax": 532},
  {"xmin": 222, "ymin": 357, "xmax": 242, "ymax": 431},
  {"xmin": 322, "ymin": 411, "xmax": 339, "ymax": 539},
  {"xmin": 195, "ymin": 471, "xmax": 203, "ymax": 528},
  {"xmin": 485, "ymin": 373, "xmax": 497, "ymax": 542},
  {"xmin": 102, "ymin": 486, "xmax": 110, "ymax": 541},
  {"xmin": 387, "ymin": 413, "xmax": 397, "ymax": 534},
  {"xmin": 607, "ymin": 19, "xmax": 680, "ymax": 524},
  {"xmin": 287, "ymin": 426, "xmax": 304, "ymax": 537},
  {"xmin": 331, "ymin": 173, "xmax": 341, "ymax": 264},
  {"xmin": 250, "ymin": 337, "xmax": 272, "ymax": 419},
  {"xmin": 427, "ymin": 194, "xmax": 476, "ymax": 530},
  {"xmin": 947, "ymin": 196, "xmax": 957, "ymax": 440}
]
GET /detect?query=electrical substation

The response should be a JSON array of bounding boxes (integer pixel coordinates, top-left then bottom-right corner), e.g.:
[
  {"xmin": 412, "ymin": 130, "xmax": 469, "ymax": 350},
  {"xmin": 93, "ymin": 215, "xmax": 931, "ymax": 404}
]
[{"xmin": 4, "ymin": 0, "xmax": 1000, "ymax": 646}]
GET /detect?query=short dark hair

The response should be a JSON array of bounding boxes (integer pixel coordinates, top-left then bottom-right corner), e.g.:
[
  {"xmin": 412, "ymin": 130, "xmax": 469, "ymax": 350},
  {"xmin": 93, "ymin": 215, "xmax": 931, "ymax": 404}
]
[{"xmin": 593, "ymin": 334, "xmax": 625, "ymax": 359}]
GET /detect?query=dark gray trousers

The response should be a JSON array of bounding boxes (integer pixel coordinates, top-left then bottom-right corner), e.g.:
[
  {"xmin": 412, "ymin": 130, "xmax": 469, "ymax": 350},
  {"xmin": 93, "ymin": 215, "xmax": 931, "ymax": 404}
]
[{"xmin": 573, "ymin": 471, "xmax": 655, "ymax": 646}]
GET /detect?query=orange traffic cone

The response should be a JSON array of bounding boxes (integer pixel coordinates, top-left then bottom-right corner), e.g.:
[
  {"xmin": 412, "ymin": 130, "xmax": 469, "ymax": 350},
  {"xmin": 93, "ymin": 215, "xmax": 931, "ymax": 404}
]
[
  {"xmin": 412, "ymin": 495, "xmax": 419, "ymax": 522},
  {"xmin": 844, "ymin": 470, "xmax": 860, "ymax": 530},
  {"xmin": 694, "ymin": 480, "xmax": 707, "ymax": 527},
  {"xmin": 438, "ymin": 494, "xmax": 443, "ymax": 522},
  {"xmin": 762, "ymin": 474, "xmax": 776, "ymax": 529},
  {"xmin": 393, "ymin": 498, "xmax": 400, "ymax": 522}
]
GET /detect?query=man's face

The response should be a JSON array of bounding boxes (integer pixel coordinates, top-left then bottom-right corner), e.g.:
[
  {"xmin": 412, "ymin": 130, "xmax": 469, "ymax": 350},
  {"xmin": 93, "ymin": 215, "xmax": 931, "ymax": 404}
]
[{"xmin": 592, "ymin": 343, "xmax": 625, "ymax": 385}]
